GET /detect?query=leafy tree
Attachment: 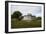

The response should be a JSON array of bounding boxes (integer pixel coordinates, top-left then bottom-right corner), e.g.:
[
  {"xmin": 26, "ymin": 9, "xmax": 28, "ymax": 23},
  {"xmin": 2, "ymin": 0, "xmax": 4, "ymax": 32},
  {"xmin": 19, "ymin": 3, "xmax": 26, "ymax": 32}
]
[
  {"xmin": 36, "ymin": 17, "xmax": 41, "ymax": 20},
  {"xmin": 11, "ymin": 11, "xmax": 22, "ymax": 19},
  {"xmin": 18, "ymin": 16, "xmax": 24, "ymax": 20}
]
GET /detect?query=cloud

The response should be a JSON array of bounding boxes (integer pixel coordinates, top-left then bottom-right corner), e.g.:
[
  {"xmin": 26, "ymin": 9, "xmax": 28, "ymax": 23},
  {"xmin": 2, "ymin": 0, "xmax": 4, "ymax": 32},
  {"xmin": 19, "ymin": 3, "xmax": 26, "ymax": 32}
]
[{"xmin": 11, "ymin": 5, "xmax": 41, "ymax": 17}]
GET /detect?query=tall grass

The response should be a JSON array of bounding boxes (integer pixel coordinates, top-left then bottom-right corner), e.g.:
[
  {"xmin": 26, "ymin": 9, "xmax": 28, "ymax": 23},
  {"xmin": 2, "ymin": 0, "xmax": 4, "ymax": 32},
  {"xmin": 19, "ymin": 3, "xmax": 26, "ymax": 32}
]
[{"xmin": 11, "ymin": 19, "xmax": 41, "ymax": 28}]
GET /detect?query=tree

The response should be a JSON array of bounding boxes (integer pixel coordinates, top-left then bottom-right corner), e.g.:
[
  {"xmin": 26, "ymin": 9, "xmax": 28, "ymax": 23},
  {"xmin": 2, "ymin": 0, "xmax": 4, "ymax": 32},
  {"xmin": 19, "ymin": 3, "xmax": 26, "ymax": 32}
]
[
  {"xmin": 11, "ymin": 11, "xmax": 22, "ymax": 19},
  {"xmin": 18, "ymin": 16, "xmax": 24, "ymax": 20},
  {"xmin": 36, "ymin": 17, "xmax": 41, "ymax": 20}
]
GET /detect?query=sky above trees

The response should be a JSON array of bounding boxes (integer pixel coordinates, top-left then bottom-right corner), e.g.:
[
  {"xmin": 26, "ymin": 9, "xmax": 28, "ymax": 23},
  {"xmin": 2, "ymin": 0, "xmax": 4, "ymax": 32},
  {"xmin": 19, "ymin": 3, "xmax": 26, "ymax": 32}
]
[{"xmin": 11, "ymin": 5, "xmax": 42, "ymax": 17}]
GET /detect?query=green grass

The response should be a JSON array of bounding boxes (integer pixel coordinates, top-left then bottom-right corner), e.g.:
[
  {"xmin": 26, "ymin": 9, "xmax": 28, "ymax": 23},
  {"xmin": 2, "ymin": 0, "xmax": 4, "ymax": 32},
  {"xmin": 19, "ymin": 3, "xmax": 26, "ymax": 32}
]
[{"xmin": 11, "ymin": 19, "xmax": 41, "ymax": 28}]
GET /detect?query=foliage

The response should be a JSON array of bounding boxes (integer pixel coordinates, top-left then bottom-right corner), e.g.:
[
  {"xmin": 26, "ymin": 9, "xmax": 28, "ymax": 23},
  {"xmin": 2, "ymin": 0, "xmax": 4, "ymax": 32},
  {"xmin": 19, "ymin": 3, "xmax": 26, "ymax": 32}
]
[
  {"xmin": 36, "ymin": 17, "xmax": 41, "ymax": 20},
  {"xmin": 11, "ymin": 11, "xmax": 41, "ymax": 28},
  {"xmin": 18, "ymin": 16, "xmax": 24, "ymax": 21},
  {"xmin": 11, "ymin": 18, "xmax": 41, "ymax": 28},
  {"xmin": 11, "ymin": 11, "xmax": 22, "ymax": 20}
]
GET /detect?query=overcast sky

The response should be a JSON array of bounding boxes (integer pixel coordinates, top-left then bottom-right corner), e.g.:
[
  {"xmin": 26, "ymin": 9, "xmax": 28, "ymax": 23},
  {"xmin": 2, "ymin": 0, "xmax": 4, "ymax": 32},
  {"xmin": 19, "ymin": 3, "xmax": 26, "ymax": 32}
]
[{"xmin": 11, "ymin": 5, "xmax": 42, "ymax": 17}]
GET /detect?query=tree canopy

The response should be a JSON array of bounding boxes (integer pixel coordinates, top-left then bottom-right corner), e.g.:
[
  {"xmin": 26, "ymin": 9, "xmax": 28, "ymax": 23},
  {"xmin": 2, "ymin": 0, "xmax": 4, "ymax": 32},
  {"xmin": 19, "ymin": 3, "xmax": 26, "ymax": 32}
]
[{"xmin": 11, "ymin": 11, "xmax": 22, "ymax": 19}]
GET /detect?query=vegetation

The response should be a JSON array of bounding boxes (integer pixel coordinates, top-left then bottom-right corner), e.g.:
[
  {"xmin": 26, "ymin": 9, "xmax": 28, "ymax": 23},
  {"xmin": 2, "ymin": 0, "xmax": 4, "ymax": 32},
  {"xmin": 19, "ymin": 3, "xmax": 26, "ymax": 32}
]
[
  {"xmin": 11, "ymin": 11, "xmax": 22, "ymax": 20},
  {"xmin": 11, "ymin": 19, "xmax": 41, "ymax": 28},
  {"xmin": 11, "ymin": 11, "xmax": 41, "ymax": 28}
]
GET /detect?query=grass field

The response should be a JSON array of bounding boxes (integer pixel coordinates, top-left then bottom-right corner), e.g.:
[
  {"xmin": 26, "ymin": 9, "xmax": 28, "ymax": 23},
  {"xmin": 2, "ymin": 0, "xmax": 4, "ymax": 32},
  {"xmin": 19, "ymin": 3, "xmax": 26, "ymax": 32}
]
[{"xmin": 11, "ymin": 19, "xmax": 41, "ymax": 28}]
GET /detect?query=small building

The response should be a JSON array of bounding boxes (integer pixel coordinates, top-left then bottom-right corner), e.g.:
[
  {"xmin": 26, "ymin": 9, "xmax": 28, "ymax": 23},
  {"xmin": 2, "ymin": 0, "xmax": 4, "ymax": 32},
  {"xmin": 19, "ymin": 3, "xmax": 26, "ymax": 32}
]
[{"xmin": 22, "ymin": 15, "xmax": 35, "ymax": 20}]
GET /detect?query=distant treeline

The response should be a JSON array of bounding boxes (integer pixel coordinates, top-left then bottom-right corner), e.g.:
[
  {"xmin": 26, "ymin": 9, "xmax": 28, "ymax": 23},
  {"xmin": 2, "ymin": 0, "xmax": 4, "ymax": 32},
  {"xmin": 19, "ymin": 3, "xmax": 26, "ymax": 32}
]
[{"xmin": 11, "ymin": 11, "xmax": 41, "ymax": 20}]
